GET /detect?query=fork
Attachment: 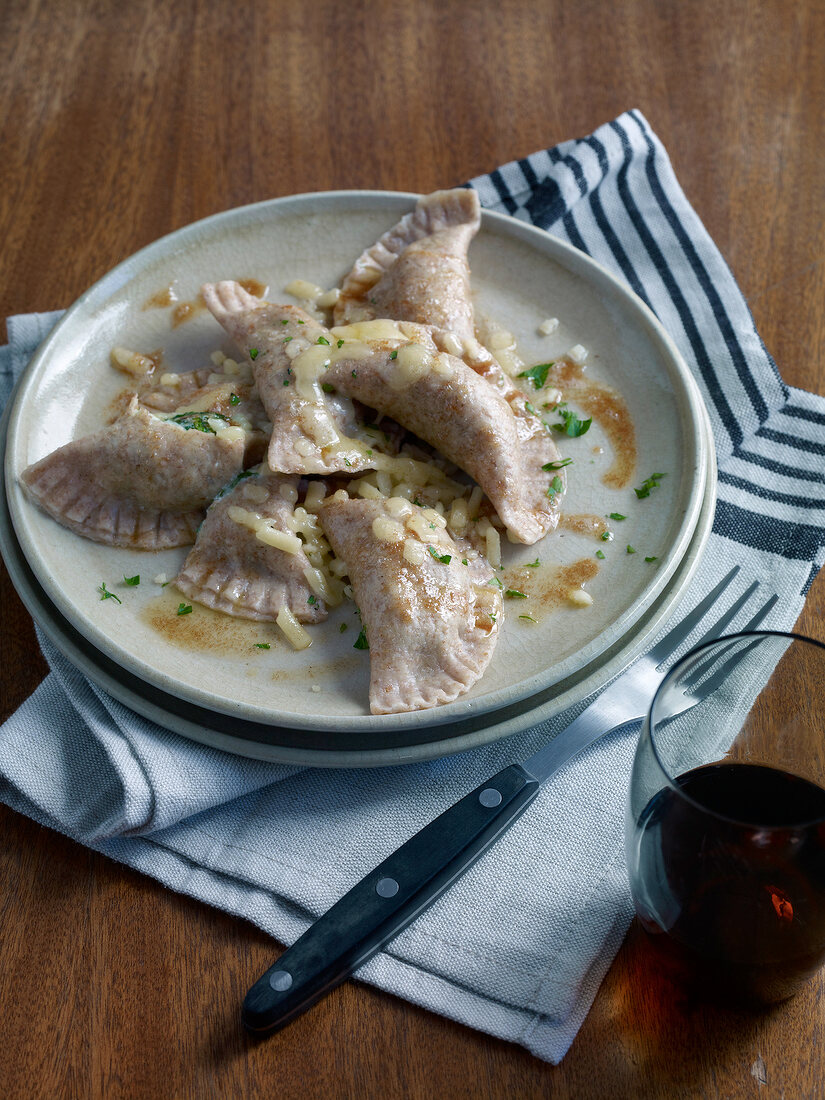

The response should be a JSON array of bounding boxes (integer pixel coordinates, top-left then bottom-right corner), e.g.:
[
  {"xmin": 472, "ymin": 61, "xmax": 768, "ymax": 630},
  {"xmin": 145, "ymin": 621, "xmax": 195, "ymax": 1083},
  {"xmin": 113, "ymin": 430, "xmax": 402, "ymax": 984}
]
[{"xmin": 243, "ymin": 565, "xmax": 777, "ymax": 1034}]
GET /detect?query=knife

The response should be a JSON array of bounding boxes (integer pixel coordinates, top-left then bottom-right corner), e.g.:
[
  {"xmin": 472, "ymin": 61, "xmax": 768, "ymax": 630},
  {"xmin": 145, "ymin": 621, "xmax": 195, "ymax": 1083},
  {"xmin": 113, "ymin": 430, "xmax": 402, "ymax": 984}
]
[
  {"xmin": 242, "ymin": 568, "xmax": 747, "ymax": 1035},
  {"xmin": 242, "ymin": 703, "xmax": 641, "ymax": 1035}
]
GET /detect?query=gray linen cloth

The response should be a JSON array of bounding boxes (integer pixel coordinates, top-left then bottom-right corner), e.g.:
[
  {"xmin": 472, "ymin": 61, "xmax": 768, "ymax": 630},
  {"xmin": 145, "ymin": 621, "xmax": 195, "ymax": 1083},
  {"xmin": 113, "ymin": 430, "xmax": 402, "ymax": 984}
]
[{"xmin": 1, "ymin": 110, "xmax": 824, "ymax": 1063}]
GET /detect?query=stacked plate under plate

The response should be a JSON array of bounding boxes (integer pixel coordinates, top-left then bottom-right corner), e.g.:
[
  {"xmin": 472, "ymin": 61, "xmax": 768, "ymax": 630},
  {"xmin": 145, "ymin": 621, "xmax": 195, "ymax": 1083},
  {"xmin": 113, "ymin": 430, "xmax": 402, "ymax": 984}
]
[{"xmin": 1, "ymin": 193, "xmax": 716, "ymax": 767}]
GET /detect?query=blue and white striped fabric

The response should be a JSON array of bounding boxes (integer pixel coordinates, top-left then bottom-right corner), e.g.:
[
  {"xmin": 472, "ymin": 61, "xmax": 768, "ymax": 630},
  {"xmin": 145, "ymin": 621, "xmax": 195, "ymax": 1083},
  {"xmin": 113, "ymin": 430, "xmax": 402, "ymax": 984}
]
[
  {"xmin": 1, "ymin": 111, "xmax": 823, "ymax": 1065},
  {"xmin": 470, "ymin": 110, "xmax": 825, "ymax": 592}
]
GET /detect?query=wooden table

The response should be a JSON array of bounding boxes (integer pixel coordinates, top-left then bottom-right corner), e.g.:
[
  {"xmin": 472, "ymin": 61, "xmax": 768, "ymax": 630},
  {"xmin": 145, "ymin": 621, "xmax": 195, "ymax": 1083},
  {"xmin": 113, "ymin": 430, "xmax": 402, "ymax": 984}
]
[{"xmin": 1, "ymin": 1, "xmax": 823, "ymax": 1096}]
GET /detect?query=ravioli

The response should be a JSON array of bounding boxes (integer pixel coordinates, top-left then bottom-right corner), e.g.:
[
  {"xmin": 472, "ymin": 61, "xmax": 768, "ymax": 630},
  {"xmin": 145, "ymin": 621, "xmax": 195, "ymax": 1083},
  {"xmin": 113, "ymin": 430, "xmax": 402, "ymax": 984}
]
[
  {"xmin": 15, "ymin": 188, "xmax": 610, "ymax": 716},
  {"xmin": 322, "ymin": 326, "xmax": 565, "ymax": 544},
  {"xmin": 332, "ymin": 189, "xmax": 535, "ymax": 405},
  {"xmin": 175, "ymin": 469, "xmax": 326, "ymax": 623},
  {"xmin": 319, "ymin": 493, "xmax": 501, "ymax": 714},
  {"xmin": 202, "ymin": 286, "xmax": 563, "ymax": 542},
  {"xmin": 111, "ymin": 365, "xmax": 270, "ymax": 467},
  {"xmin": 334, "ymin": 189, "xmax": 481, "ymax": 344},
  {"xmin": 19, "ymin": 396, "xmax": 245, "ymax": 548},
  {"xmin": 202, "ymin": 281, "xmax": 376, "ymax": 476}
]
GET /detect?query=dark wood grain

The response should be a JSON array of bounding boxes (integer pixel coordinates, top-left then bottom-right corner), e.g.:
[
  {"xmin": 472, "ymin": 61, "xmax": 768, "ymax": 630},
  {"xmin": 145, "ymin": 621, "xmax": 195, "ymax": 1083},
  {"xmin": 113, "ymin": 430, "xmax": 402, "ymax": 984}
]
[{"xmin": 1, "ymin": 0, "xmax": 823, "ymax": 1097}]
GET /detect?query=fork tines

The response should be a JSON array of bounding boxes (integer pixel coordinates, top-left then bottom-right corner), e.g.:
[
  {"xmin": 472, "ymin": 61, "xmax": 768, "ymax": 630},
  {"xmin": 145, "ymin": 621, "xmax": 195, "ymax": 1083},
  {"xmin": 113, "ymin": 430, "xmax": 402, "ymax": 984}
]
[{"xmin": 648, "ymin": 567, "xmax": 778, "ymax": 668}]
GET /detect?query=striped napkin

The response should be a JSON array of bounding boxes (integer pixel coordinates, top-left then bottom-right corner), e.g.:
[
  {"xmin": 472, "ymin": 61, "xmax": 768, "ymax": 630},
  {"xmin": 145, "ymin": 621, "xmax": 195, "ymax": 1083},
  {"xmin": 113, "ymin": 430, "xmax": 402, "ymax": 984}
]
[{"xmin": 1, "ymin": 110, "xmax": 823, "ymax": 1064}]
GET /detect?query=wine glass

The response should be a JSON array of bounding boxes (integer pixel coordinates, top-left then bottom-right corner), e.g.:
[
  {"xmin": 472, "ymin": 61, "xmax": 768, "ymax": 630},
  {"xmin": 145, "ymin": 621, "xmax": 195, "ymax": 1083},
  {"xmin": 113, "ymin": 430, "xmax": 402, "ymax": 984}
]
[{"xmin": 626, "ymin": 630, "xmax": 825, "ymax": 1005}]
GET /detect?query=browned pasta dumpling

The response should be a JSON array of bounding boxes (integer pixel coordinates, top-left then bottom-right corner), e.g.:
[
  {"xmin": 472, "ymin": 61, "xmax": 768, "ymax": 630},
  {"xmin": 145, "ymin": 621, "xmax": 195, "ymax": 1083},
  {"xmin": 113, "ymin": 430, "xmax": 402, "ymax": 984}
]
[
  {"xmin": 322, "ymin": 328, "xmax": 565, "ymax": 544},
  {"xmin": 202, "ymin": 281, "xmax": 377, "ymax": 476},
  {"xmin": 115, "ymin": 367, "xmax": 270, "ymax": 468},
  {"xmin": 202, "ymin": 286, "xmax": 564, "ymax": 543},
  {"xmin": 20, "ymin": 396, "xmax": 246, "ymax": 549},
  {"xmin": 175, "ymin": 468, "xmax": 327, "ymax": 623},
  {"xmin": 334, "ymin": 188, "xmax": 481, "ymax": 343},
  {"xmin": 319, "ymin": 493, "xmax": 501, "ymax": 714}
]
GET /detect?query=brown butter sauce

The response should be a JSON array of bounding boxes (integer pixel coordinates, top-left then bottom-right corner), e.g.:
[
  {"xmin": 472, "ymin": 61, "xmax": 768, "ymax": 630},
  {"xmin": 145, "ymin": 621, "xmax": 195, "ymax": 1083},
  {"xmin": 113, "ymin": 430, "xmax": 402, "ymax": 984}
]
[
  {"xmin": 552, "ymin": 359, "xmax": 637, "ymax": 489},
  {"xmin": 171, "ymin": 294, "xmax": 207, "ymax": 327},
  {"xmin": 142, "ymin": 589, "xmax": 274, "ymax": 654},
  {"xmin": 139, "ymin": 589, "xmax": 362, "ymax": 681},
  {"xmin": 238, "ymin": 278, "xmax": 269, "ymax": 299},
  {"xmin": 558, "ymin": 512, "xmax": 609, "ymax": 538},
  {"xmin": 143, "ymin": 284, "xmax": 178, "ymax": 310},
  {"xmin": 503, "ymin": 557, "xmax": 599, "ymax": 614},
  {"xmin": 143, "ymin": 278, "xmax": 267, "ymax": 326}
]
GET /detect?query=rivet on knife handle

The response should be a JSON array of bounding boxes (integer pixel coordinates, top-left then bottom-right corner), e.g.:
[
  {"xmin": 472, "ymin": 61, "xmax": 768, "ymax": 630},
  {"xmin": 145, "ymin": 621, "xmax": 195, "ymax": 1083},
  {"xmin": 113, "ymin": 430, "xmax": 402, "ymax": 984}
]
[{"xmin": 241, "ymin": 763, "xmax": 540, "ymax": 1034}]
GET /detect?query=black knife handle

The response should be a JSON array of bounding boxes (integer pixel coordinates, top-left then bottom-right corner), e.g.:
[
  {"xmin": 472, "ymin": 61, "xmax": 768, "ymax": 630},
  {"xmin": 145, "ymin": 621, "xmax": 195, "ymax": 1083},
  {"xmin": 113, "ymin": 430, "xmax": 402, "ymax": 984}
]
[{"xmin": 242, "ymin": 763, "xmax": 540, "ymax": 1034}]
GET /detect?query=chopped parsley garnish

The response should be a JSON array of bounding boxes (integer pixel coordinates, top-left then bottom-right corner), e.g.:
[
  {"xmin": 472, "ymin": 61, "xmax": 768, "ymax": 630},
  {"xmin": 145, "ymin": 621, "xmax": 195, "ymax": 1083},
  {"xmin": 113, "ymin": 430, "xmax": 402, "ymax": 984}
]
[
  {"xmin": 525, "ymin": 401, "xmax": 538, "ymax": 416},
  {"xmin": 283, "ymin": 379, "xmax": 290, "ymax": 386},
  {"xmin": 307, "ymin": 595, "xmax": 317, "ymax": 605},
  {"xmin": 321, "ymin": 382, "xmax": 336, "ymax": 393},
  {"xmin": 413, "ymin": 497, "xmax": 423, "ymax": 506},
  {"xmin": 283, "ymin": 335, "xmax": 293, "ymax": 343},
  {"xmin": 177, "ymin": 603, "xmax": 193, "ymax": 615},
  {"xmin": 254, "ymin": 643, "xmax": 270, "ymax": 649},
  {"xmin": 546, "ymin": 475, "xmax": 563, "ymax": 499},
  {"xmin": 596, "ymin": 549, "xmax": 606, "ymax": 559},
  {"xmin": 353, "ymin": 626, "xmax": 369, "ymax": 650},
  {"xmin": 316, "ymin": 336, "xmax": 330, "ymax": 345},
  {"xmin": 230, "ymin": 392, "xmax": 241, "ymax": 405},
  {"xmin": 489, "ymin": 575, "xmax": 504, "ymax": 589},
  {"xmin": 608, "ymin": 512, "xmax": 626, "ymax": 521},
  {"xmin": 505, "ymin": 588, "xmax": 527, "ymax": 599},
  {"xmin": 337, "ymin": 339, "xmax": 344, "ymax": 348},
  {"xmin": 344, "ymin": 458, "xmax": 352, "ymax": 467},
  {"xmin": 461, "ymin": 558, "xmax": 468, "ymax": 566},
  {"xmin": 280, "ymin": 319, "xmax": 289, "ymax": 325},
  {"xmin": 123, "ymin": 574, "xmax": 140, "ymax": 587},
  {"xmin": 542, "ymin": 457, "xmax": 572, "ymax": 470},
  {"xmin": 553, "ymin": 407, "xmax": 592, "ymax": 437},
  {"xmin": 626, "ymin": 545, "xmax": 636, "ymax": 555},
  {"xmin": 389, "ymin": 349, "xmax": 398, "ymax": 360},
  {"xmin": 519, "ymin": 614, "xmax": 538, "ymax": 623},
  {"xmin": 645, "ymin": 556, "xmax": 658, "ymax": 563},
  {"xmin": 98, "ymin": 582, "xmax": 121, "ymax": 604},
  {"xmin": 489, "ymin": 612, "xmax": 497, "ymax": 623},
  {"xmin": 168, "ymin": 411, "xmax": 228, "ymax": 434},
  {"xmin": 518, "ymin": 361, "xmax": 554, "ymax": 389},
  {"xmin": 297, "ymin": 319, "xmax": 305, "ymax": 324},
  {"xmin": 634, "ymin": 472, "xmax": 667, "ymax": 499},
  {"xmin": 428, "ymin": 546, "xmax": 452, "ymax": 564},
  {"xmin": 249, "ymin": 348, "xmax": 259, "ymax": 360},
  {"xmin": 600, "ymin": 530, "xmax": 612, "ymax": 541},
  {"xmin": 339, "ymin": 622, "xmax": 348, "ymax": 633},
  {"xmin": 351, "ymin": 370, "xmax": 357, "ymax": 377}
]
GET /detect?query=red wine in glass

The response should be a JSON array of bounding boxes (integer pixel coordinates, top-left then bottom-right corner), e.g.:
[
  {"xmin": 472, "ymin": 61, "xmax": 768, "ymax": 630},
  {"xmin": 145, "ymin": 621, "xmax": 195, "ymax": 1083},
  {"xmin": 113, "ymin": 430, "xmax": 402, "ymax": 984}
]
[{"xmin": 632, "ymin": 761, "xmax": 825, "ymax": 1004}]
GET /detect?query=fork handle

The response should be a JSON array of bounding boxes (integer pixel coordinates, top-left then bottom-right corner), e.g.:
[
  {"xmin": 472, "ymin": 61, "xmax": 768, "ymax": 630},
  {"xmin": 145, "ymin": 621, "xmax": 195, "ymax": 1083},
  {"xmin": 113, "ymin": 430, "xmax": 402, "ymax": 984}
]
[{"xmin": 242, "ymin": 764, "xmax": 540, "ymax": 1034}]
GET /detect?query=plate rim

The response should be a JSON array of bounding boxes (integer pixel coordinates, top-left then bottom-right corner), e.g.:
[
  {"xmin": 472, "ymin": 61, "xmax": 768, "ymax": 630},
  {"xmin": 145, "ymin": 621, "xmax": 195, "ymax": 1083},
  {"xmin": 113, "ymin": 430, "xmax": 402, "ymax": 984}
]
[{"xmin": 4, "ymin": 189, "xmax": 709, "ymax": 732}]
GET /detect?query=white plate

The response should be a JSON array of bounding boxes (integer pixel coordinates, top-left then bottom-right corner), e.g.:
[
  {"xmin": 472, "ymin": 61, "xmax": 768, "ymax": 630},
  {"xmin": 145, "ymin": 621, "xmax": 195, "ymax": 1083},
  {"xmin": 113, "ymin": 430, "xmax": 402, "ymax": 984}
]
[
  {"xmin": 0, "ymin": 394, "xmax": 716, "ymax": 766},
  {"xmin": 5, "ymin": 191, "xmax": 708, "ymax": 732}
]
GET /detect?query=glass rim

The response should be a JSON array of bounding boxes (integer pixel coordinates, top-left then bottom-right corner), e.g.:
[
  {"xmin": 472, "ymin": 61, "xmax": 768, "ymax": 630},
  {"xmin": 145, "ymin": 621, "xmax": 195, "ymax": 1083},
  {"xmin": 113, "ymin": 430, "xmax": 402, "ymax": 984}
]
[{"xmin": 646, "ymin": 629, "xmax": 825, "ymax": 829}]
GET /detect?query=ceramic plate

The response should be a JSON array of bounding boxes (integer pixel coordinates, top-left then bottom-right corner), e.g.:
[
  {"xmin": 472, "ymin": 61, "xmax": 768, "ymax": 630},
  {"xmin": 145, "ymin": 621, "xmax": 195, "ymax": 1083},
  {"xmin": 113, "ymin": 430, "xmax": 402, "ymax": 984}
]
[
  {"xmin": 5, "ymin": 191, "xmax": 708, "ymax": 732},
  {"xmin": 0, "ymin": 391, "xmax": 716, "ymax": 766}
]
